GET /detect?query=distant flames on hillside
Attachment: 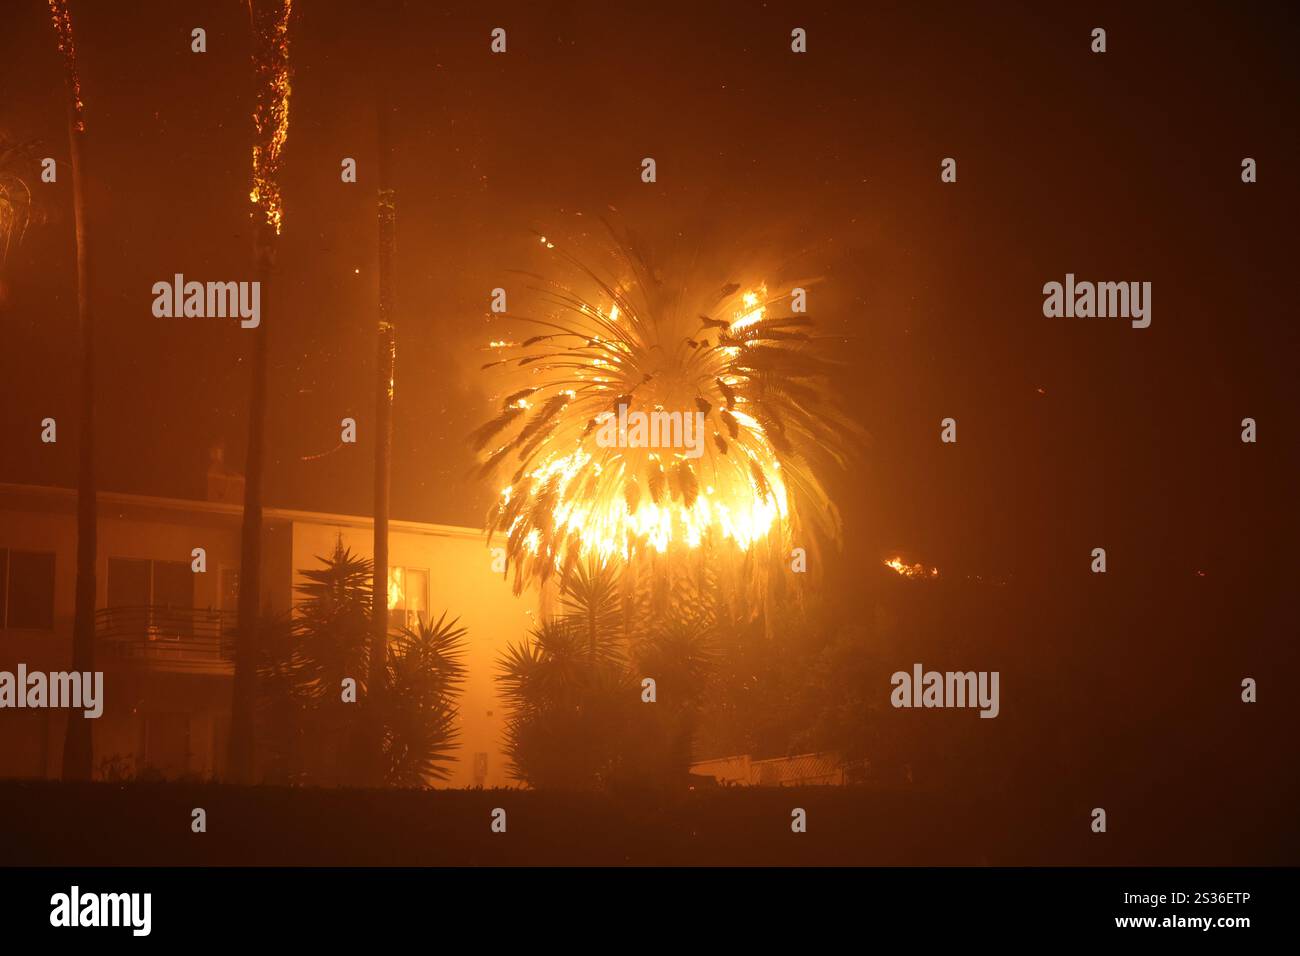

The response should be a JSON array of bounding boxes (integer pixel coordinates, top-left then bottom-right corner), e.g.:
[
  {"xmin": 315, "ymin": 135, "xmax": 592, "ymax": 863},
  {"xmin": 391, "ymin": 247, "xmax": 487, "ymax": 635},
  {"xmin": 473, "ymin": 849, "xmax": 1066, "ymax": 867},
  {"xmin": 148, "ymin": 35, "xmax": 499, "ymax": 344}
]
[{"xmin": 884, "ymin": 555, "xmax": 938, "ymax": 579}]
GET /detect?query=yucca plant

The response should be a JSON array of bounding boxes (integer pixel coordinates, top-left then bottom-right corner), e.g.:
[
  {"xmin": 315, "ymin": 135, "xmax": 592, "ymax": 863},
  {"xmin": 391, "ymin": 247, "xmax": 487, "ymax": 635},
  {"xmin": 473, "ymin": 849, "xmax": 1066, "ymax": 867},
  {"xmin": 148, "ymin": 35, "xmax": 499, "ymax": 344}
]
[
  {"xmin": 559, "ymin": 560, "xmax": 625, "ymax": 659},
  {"xmin": 269, "ymin": 543, "xmax": 469, "ymax": 788},
  {"xmin": 497, "ymin": 615, "xmax": 636, "ymax": 789},
  {"xmin": 498, "ymin": 554, "xmax": 725, "ymax": 790},
  {"xmin": 288, "ymin": 541, "xmax": 372, "ymax": 785},
  {"xmin": 293, "ymin": 541, "xmax": 374, "ymax": 701}
]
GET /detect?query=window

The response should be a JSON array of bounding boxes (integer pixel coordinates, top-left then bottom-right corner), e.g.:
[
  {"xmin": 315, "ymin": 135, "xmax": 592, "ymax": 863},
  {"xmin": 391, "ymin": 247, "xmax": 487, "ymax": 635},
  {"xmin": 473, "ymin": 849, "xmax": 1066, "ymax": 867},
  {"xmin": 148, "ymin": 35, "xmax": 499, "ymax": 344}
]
[
  {"xmin": 107, "ymin": 558, "xmax": 194, "ymax": 609},
  {"xmin": 387, "ymin": 566, "xmax": 429, "ymax": 631},
  {"xmin": 152, "ymin": 560, "xmax": 192, "ymax": 610},
  {"xmin": 107, "ymin": 557, "xmax": 151, "ymax": 608},
  {"xmin": 107, "ymin": 557, "xmax": 195, "ymax": 636},
  {"xmin": 1, "ymin": 549, "xmax": 56, "ymax": 630}
]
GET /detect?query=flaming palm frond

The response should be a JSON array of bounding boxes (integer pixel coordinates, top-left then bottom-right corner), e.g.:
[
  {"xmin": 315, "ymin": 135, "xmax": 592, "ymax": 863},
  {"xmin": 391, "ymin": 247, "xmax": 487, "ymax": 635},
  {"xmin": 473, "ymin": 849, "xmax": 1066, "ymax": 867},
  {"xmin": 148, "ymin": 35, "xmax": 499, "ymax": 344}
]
[{"xmin": 475, "ymin": 224, "xmax": 860, "ymax": 594}]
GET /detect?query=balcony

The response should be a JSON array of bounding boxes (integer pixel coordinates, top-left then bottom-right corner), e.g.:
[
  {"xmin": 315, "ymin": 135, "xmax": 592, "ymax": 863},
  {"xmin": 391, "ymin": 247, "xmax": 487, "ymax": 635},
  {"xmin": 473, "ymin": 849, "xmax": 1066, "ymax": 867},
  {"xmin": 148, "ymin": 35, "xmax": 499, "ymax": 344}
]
[{"xmin": 96, "ymin": 606, "xmax": 235, "ymax": 674}]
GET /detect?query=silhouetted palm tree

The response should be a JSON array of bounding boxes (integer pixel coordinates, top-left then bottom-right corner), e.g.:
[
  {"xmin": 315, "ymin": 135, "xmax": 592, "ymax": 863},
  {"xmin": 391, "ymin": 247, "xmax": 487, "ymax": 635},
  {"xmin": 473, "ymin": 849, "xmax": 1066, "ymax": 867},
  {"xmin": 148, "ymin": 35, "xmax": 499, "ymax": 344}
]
[
  {"xmin": 366, "ymin": 94, "xmax": 397, "ymax": 785},
  {"xmin": 47, "ymin": 0, "xmax": 97, "ymax": 781},
  {"xmin": 230, "ymin": 0, "xmax": 294, "ymax": 783},
  {"xmin": 0, "ymin": 134, "xmax": 41, "ymax": 274}
]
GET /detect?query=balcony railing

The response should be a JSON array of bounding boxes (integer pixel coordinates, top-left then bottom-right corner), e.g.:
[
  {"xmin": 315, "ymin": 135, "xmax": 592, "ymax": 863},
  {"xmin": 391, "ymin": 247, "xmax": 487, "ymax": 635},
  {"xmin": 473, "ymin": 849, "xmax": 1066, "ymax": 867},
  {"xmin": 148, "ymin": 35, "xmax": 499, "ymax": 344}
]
[{"xmin": 95, "ymin": 606, "xmax": 235, "ymax": 672}]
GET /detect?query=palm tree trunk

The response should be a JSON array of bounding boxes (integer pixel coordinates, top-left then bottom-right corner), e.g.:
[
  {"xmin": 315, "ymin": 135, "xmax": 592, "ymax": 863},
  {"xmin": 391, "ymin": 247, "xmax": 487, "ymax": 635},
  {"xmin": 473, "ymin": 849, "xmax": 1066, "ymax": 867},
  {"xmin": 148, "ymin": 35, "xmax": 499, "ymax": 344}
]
[
  {"xmin": 367, "ymin": 99, "xmax": 397, "ymax": 786},
  {"xmin": 49, "ymin": 0, "xmax": 96, "ymax": 782},
  {"xmin": 229, "ymin": 0, "xmax": 293, "ymax": 784},
  {"xmin": 228, "ymin": 236, "xmax": 273, "ymax": 784}
]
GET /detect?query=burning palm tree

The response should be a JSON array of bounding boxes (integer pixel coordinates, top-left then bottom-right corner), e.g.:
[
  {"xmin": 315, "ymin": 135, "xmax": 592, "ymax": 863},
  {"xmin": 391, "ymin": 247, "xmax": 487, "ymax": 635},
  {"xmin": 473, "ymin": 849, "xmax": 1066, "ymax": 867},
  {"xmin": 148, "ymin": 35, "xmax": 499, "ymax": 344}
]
[
  {"xmin": 47, "ymin": 0, "xmax": 97, "ymax": 781},
  {"xmin": 230, "ymin": 0, "xmax": 294, "ymax": 784},
  {"xmin": 0, "ymin": 135, "xmax": 41, "ymax": 276},
  {"xmin": 474, "ymin": 223, "xmax": 857, "ymax": 601}
]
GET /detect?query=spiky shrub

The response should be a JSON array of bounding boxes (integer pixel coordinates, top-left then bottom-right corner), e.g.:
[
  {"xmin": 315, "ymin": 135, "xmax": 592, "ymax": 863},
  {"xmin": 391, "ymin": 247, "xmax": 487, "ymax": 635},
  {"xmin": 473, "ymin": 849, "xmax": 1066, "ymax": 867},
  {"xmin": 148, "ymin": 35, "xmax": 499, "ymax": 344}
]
[
  {"xmin": 496, "ymin": 561, "xmax": 719, "ymax": 790},
  {"xmin": 496, "ymin": 617, "xmax": 638, "ymax": 790},
  {"xmin": 473, "ymin": 227, "xmax": 857, "ymax": 600},
  {"xmin": 278, "ymin": 541, "xmax": 373, "ymax": 784},
  {"xmin": 293, "ymin": 542, "xmax": 374, "ymax": 703},
  {"xmin": 384, "ymin": 612, "xmax": 468, "ymax": 787},
  {"xmin": 259, "ymin": 542, "xmax": 468, "ymax": 787}
]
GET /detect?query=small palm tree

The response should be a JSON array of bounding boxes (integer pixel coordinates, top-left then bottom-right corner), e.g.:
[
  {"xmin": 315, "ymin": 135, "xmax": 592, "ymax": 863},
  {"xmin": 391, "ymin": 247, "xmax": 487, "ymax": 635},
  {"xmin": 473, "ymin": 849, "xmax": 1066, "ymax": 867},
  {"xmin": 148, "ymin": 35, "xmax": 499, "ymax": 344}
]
[{"xmin": 559, "ymin": 560, "xmax": 625, "ymax": 660}]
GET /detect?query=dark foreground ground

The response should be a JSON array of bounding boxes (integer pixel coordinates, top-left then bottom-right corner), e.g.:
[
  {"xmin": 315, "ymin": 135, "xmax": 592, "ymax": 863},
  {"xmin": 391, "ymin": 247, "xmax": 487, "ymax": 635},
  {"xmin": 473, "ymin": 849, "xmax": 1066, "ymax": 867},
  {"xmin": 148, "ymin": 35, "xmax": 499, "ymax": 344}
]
[{"xmin": 2, "ymin": 771, "xmax": 1295, "ymax": 866}]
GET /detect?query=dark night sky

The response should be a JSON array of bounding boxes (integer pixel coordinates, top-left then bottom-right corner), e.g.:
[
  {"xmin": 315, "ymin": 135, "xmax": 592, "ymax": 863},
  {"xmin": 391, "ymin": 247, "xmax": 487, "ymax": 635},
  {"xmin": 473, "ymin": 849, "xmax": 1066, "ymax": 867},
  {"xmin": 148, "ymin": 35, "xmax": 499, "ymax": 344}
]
[{"xmin": 2, "ymin": 0, "xmax": 1295, "ymax": 586}]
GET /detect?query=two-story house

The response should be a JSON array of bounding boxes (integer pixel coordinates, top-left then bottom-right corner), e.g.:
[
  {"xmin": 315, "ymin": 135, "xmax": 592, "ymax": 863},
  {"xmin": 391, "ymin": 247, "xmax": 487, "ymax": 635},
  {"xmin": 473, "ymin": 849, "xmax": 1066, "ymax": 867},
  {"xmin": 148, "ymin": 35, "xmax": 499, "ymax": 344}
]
[{"xmin": 0, "ymin": 480, "xmax": 532, "ymax": 787}]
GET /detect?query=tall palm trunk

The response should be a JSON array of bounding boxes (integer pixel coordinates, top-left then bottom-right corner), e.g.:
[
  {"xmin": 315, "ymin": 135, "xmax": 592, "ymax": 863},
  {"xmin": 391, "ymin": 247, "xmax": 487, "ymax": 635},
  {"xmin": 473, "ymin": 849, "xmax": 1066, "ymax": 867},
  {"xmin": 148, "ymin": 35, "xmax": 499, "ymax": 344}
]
[
  {"xmin": 229, "ymin": 0, "xmax": 294, "ymax": 784},
  {"xmin": 367, "ymin": 99, "xmax": 397, "ymax": 786},
  {"xmin": 228, "ymin": 235, "xmax": 273, "ymax": 783},
  {"xmin": 48, "ymin": 0, "xmax": 96, "ymax": 782}
]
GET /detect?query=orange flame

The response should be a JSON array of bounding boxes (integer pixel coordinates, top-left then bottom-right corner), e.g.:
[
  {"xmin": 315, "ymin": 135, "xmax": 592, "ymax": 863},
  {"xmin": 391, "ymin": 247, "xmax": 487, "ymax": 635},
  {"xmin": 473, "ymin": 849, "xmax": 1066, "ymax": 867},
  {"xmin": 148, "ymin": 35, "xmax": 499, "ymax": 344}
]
[
  {"xmin": 47, "ymin": 1, "xmax": 85, "ymax": 133},
  {"xmin": 884, "ymin": 556, "xmax": 938, "ymax": 579},
  {"xmin": 249, "ymin": 0, "xmax": 293, "ymax": 235}
]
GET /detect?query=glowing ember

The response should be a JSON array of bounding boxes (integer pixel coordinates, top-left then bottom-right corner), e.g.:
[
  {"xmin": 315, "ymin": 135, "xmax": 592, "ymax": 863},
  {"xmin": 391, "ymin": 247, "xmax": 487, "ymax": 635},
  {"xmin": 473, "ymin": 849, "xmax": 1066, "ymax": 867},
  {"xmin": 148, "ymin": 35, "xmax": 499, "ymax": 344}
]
[
  {"xmin": 885, "ymin": 556, "xmax": 939, "ymax": 579},
  {"xmin": 474, "ymin": 234, "xmax": 855, "ymax": 592},
  {"xmin": 248, "ymin": 0, "xmax": 293, "ymax": 236}
]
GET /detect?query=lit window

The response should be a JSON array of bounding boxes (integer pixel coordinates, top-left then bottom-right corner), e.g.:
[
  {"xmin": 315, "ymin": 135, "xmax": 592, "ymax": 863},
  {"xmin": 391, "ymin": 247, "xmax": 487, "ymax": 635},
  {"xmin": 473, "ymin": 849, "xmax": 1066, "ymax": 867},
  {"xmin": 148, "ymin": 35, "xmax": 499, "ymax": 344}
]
[{"xmin": 387, "ymin": 566, "xmax": 429, "ymax": 631}]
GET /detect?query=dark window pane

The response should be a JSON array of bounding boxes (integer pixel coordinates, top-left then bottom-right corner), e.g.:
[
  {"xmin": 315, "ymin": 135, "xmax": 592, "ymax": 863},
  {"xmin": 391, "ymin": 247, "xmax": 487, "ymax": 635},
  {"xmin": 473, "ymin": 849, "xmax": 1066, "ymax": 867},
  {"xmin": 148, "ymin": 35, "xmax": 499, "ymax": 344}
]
[
  {"xmin": 152, "ymin": 561, "xmax": 193, "ymax": 637},
  {"xmin": 7, "ymin": 551, "xmax": 55, "ymax": 630},
  {"xmin": 152, "ymin": 560, "xmax": 192, "ymax": 609},
  {"xmin": 107, "ymin": 558, "xmax": 151, "ymax": 608}
]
